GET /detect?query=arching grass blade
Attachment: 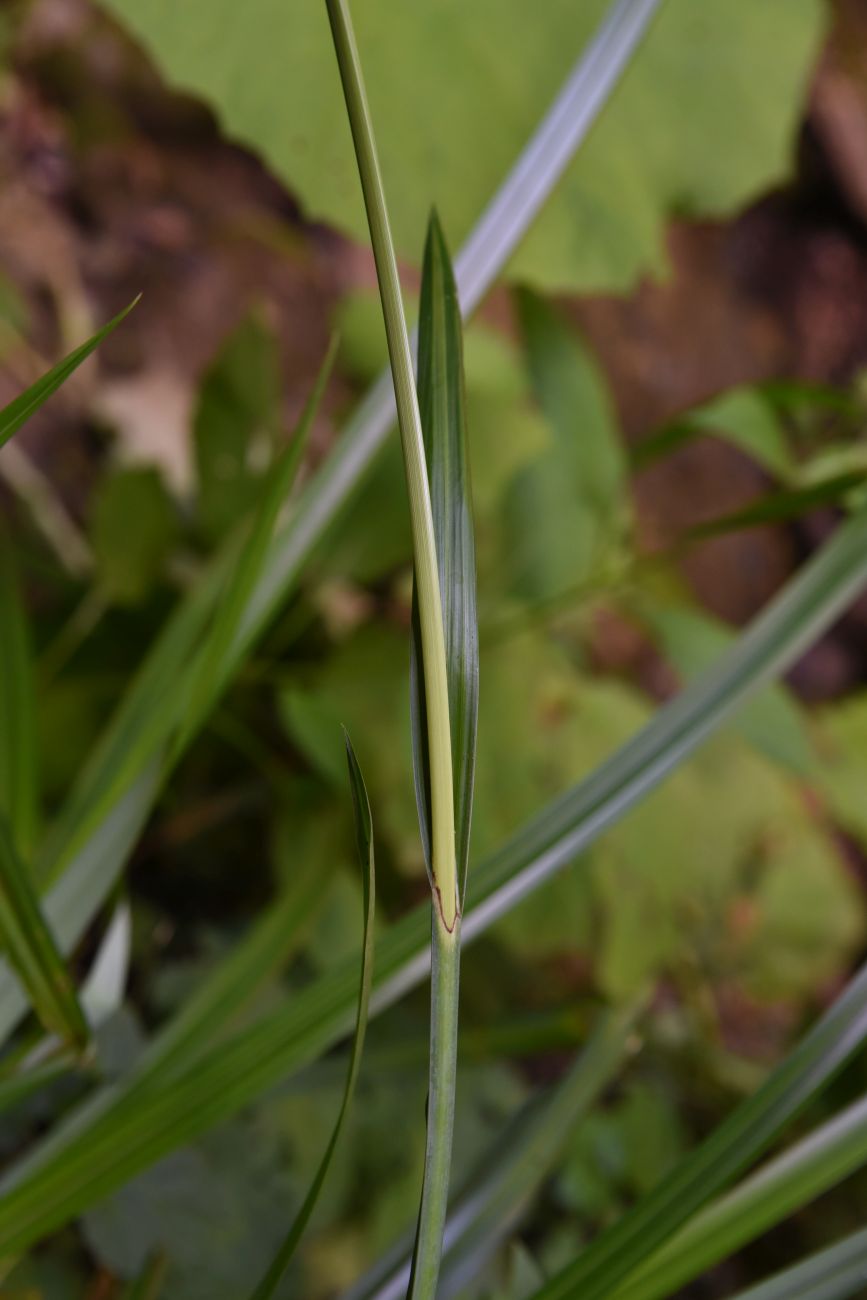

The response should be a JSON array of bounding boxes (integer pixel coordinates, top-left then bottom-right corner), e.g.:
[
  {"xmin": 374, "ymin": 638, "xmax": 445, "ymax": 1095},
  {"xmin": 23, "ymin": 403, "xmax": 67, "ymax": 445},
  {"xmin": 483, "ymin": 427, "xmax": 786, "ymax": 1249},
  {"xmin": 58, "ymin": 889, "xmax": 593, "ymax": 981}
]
[
  {"xmin": 0, "ymin": 298, "xmax": 139, "ymax": 452},
  {"xmin": 247, "ymin": 731, "xmax": 375, "ymax": 1300},
  {"xmin": 612, "ymin": 1091, "xmax": 867, "ymax": 1300},
  {"xmin": 729, "ymin": 1227, "xmax": 867, "ymax": 1300}
]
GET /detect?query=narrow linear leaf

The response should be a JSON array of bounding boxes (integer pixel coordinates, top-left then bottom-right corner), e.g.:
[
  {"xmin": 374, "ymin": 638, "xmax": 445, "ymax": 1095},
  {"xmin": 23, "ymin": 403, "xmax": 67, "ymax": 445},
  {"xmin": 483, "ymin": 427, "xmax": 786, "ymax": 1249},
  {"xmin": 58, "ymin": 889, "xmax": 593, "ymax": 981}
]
[
  {"xmin": 0, "ymin": 0, "xmax": 658, "ymax": 1048},
  {"xmin": 4, "ymin": 507, "xmax": 867, "ymax": 1246},
  {"xmin": 0, "ymin": 814, "xmax": 88, "ymax": 1050},
  {"xmin": 613, "ymin": 1091, "xmax": 867, "ymax": 1300},
  {"xmin": 411, "ymin": 210, "xmax": 478, "ymax": 904},
  {"xmin": 687, "ymin": 469, "xmax": 866, "ymax": 539},
  {"xmin": 248, "ymin": 731, "xmax": 375, "ymax": 1300},
  {"xmin": 176, "ymin": 335, "xmax": 338, "ymax": 757},
  {"xmin": 349, "ymin": 1003, "xmax": 641, "ymax": 1300},
  {"xmin": 530, "ymin": 961, "xmax": 867, "ymax": 1297},
  {"xmin": 0, "ymin": 545, "xmax": 38, "ymax": 856},
  {"xmin": 0, "ymin": 298, "xmax": 139, "ymax": 452},
  {"xmin": 729, "ymin": 1226, "xmax": 867, "ymax": 1300}
]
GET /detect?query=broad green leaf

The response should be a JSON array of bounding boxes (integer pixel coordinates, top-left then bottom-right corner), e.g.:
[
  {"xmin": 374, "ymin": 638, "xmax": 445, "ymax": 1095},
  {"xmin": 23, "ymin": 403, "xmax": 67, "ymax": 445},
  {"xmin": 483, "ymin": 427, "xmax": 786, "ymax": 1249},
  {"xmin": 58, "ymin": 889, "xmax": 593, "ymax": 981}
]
[
  {"xmin": 348, "ymin": 1004, "xmax": 640, "ymax": 1300},
  {"xmin": 0, "ymin": 813, "xmax": 88, "ymax": 1050},
  {"xmin": 194, "ymin": 312, "xmax": 282, "ymax": 544},
  {"xmin": 0, "ymin": 298, "xmax": 138, "ymax": 452},
  {"xmin": 411, "ymin": 213, "xmax": 478, "ymax": 901},
  {"xmin": 177, "ymin": 335, "xmax": 335, "ymax": 755},
  {"xmin": 729, "ymin": 1227, "xmax": 867, "ymax": 1300},
  {"xmin": 97, "ymin": 1, "xmax": 821, "ymax": 292},
  {"xmin": 503, "ymin": 289, "xmax": 625, "ymax": 603},
  {"xmin": 248, "ymin": 732, "xmax": 375, "ymax": 1299},
  {"xmin": 528, "ymin": 960, "xmax": 867, "ymax": 1297},
  {"xmin": 516, "ymin": 289, "xmax": 626, "ymax": 518},
  {"xmin": 90, "ymin": 466, "xmax": 178, "ymax": 605},
  {"xmin": 4, "ymin": 505, "xmax": 867, "ymax": 1248},
  {"xmin": 0, "ymin": 544, "xmax": 39, "ymax": 855},
  {"xmin": 613, "ymin": 1091, "xmax": 867, "ymax": 1299},
  {"xmin": 639, "ymin": 602, "xmax": 814, "ymax": 774}
]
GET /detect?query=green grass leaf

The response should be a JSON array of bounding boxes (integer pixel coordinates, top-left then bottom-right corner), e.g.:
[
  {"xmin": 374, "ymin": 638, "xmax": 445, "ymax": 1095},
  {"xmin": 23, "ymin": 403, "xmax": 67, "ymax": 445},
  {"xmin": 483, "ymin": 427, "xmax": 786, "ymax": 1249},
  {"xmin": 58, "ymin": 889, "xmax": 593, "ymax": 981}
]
[
  {"xmin": 0, "ymin": 813, "xmax": 88, "ymax": 1051},
  {"xmin": 728, "ymin": 1227, "xmax": 867, "ymax": 1300},
  {"xmin": 0, "ymin": 299, "xmax": 138, "ymax": 452},
  {"xmin": 248, "ymin": 731, "xmax": 375, "ymax": 1299},
  {"xmin": 0, "ymin": 545, "xmax": 39, "ymax": 856},
  {"xmin": 4, "ymin": 506, "xmax": 867, "ymax": 1250},
  {"xmin": 612, "ymin": 1091, "xmax": 867, "ymax": 1299},
  {"xmin": 529, "ymin": 953, "xmax": 867, "ymax": 1298},
  {"xmin": 687, "ymin": 470, "xmax": 866, "ymax": 539},
  {"xmin": 411, "ymin": 211, "xmax": 478, "ymax": 905},
  {"xmin": 0, "ymin": 353, "xmax": 334, "ymax": 1044},
  {"xmin": 95, "ymin": 0, "xmax": 819, "ymax": 292}
]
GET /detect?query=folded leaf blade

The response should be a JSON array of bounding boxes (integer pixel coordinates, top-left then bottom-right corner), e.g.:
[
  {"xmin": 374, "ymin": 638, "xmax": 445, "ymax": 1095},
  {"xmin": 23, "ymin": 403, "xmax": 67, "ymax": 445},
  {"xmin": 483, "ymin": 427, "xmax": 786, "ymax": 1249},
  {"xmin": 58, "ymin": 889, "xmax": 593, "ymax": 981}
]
[{"xmin": 411, "ymin": 210, "xmax": 478, "ymax": 903}]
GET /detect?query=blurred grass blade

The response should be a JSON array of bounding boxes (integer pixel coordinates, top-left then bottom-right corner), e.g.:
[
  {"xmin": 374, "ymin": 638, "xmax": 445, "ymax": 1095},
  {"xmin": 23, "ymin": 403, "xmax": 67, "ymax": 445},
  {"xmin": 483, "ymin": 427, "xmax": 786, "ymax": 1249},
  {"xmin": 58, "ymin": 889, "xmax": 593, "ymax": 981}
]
[
  {"xmin": 530, "ymin": 971, "xmax": 867, "ymax": 1297},
  {"xmin": 729, "ymin": 1227, "xmax": 867, "ymax": 1300},
  {"xmin": 0, "ymin": 813, "xmax": 88, "ymax": 1050},
  {"xmin": 123, "ymin": 1252, "xmax": 168, "ymax": 1300},
  {"xmin": 612, "ymin": 1091, "xmax": 867, "ymax": 1300},
  {"xmin": 0, "ymin": 1055, "xmax": 79, "ymax": 1118},
  {"xmin": 248, "ymin": 732, "xmax": 375, "ymax": 1300},
  {"xmin": 0, "ymin": 299, "xmax": 138, "ymax": 452},
  {"xmin": 349, "ymin": 1003, "xmax": 641, "ymax": 1300},
  {"xmin": 687, "ymin": 470, "xmax": 866, "ymax": 539},
  {"xmin": 0, "ymin": 0, "xmax": 660, "ymax": 1048},
  {"xmin": 0, "ymin": 545, "xmax": 38, "ymax": 856},
  {"xmin": 411, "ymin": 213, "xmax": 478, "ymax": 903},
  {"xmin": 5, "ymin": 507, "xmax": 867, "ymax": 1245},
  {"xmin": 80, "ymin": 903, "xmax": 131, "ymax": 1027},
  {"xmin": 176, "ymin": 335, "xmax": 338, "ymax": 755},
  {"xmin": 0, "ymin": 356, "xmax": 334, "ymax": 1042}
]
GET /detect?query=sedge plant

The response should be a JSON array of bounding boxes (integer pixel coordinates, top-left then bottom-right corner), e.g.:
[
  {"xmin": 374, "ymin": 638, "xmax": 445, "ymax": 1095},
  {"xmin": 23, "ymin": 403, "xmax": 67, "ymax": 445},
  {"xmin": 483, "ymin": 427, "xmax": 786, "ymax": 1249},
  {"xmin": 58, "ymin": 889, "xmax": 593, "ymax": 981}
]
[{"xmin": 7, "ymin": 3, "xmax": 867, "ymax": 1298}]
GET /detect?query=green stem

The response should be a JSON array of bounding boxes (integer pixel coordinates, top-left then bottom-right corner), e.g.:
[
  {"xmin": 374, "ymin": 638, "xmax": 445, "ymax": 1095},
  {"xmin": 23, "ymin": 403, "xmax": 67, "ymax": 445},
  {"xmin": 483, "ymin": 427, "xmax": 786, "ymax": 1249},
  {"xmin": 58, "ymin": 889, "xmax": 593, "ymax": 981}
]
[
  {"xmin": 324, "ymin": 0, "xmax": 458, "ymax": 930},
  {"xmin": 409, "ymin": 916, "xmax": 461, "ymax": 1299}
]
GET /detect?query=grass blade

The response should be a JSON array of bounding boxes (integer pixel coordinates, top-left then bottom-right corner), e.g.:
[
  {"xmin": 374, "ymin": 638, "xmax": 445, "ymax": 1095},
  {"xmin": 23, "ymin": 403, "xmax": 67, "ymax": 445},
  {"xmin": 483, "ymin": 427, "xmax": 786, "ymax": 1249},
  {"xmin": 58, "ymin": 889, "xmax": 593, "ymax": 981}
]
[
  {"xmin": 406, "ymin": 211, "xmax": 478, "ymax": 1299},
  {"xmin": 349, "ymin": 1003, "xmax": 641, "ymax": 1300},
  {"xmin": 0, "ymin": 544, "xmax": 38, "ymax": 856},
  {"xmin": 0, "ymin": 813, "xmax": 88, "ymax": 1051},
  {"xmin": 411, "ymin": 212, "xmax": 478, "ymax": 904},
  {"xmin": 176, "ymin": 335, "xmax": 338, "ymax": 756},
  {"xmin": 531, "ymin": 965, "xmax": 867, "ymax": 1297},
  {"xmin": 0, "ymin": 356, "xmax": 334, "ymax": 1043},
  {"xmin": 612, "ymin": 1092, "xmax": 867, "ymax": 1300},
  {"xmin": 687, "ymin": 470, "xmax": 866, "ymax": 538},
  {"xmin": 729, "ymin": 1227, "xmax": 867, "ymax": 1300},
  {"xmin": 4, "ymin": 505, "xmax": 867, "ymax": 1245},
  {"xmin": 248, "ymin": 731, "xmax": 375, "ymax": 1300},
  {"xmin": 0, "ymin": 0, "xmax": 658, "ymax": 1048},
  {"xmin": 0, "ymin": 299, "xmax": 139, "ymax": 452},
  {"xmin": 123, "ymin": 1252, "xmax": 168, "ymax": 1300}
]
